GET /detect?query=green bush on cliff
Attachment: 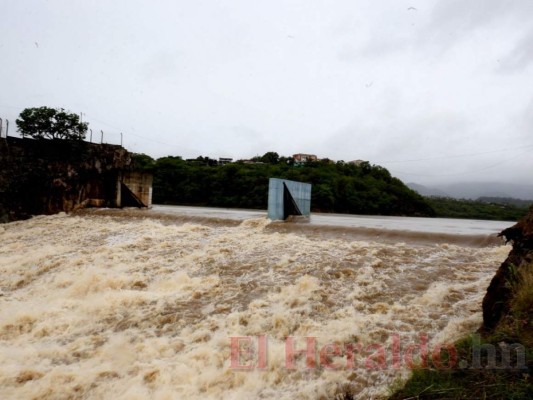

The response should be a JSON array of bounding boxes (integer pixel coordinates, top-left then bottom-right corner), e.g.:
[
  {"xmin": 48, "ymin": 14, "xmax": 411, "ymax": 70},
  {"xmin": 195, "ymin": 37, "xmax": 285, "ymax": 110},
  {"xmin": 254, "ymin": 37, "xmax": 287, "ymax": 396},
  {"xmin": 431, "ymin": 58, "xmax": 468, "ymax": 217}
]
[
  {"xmin": 16, "ymin": 106, "xmax": 88, "ymax": 140},
  {"xmin": 495, "ymin": 265, "xmax": 533, "ymax": 351}
]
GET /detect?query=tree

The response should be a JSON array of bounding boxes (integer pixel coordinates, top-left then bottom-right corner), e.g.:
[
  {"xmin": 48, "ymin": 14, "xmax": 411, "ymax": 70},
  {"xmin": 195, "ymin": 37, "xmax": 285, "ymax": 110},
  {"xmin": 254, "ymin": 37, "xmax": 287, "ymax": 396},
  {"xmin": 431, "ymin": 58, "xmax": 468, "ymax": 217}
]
[
  {"xmin": 260, "ymin": 151, "xmax": 280, "ymax": 164},
  {"xmin": 131, "ymin": 153, "xmax": 155, "ymax": 171},
  {"xmin": 16, "ymin": 106, "xmax": 88, "ymax": 140}
]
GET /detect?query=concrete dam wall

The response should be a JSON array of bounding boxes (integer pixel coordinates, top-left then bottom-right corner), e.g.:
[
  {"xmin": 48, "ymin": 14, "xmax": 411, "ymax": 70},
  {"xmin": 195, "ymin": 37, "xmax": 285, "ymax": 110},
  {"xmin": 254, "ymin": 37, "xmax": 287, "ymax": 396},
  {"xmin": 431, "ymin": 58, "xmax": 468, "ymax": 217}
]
[{"xmin": 0, "ymin": 137, "xmax": 152, "ymax": 222}]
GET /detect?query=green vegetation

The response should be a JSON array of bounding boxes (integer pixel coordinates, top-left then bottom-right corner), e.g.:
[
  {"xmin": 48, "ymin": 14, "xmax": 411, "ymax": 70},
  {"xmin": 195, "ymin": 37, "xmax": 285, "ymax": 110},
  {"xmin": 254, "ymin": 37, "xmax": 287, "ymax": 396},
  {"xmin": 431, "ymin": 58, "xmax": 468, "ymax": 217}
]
[
  {"xmin": 477, "ymin": 197, "xmax": 533, "ymax": 209},
  {"xmin": 132, "ymin": 152, "xmax": 532, "ymax": 221},
  {"xmin": 16, "ymin": 106, "xmax": 88, "ymax": 140},
  {"xmin": 497, "ymin": 265, "xmax": 533, "ymax": 354},
  {"xmin": 132, "ymin": 153, "xmax": 435, "ymax": 217},
  {"xmin": 389, "ymin": 265, "xmax": 533, "ymax": 400},
  {"xmin": 426, "ymin": 196, "xmax": 530, "ymax": 221}
]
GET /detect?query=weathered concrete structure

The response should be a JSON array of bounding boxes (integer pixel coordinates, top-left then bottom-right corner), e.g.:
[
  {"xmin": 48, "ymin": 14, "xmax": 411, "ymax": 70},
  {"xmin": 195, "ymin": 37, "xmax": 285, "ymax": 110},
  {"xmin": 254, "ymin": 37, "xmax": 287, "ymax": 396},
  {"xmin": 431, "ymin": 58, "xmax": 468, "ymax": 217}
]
[
  {"xmin": 121, "ymin": 171, "xmax": 153, "ymax": 208},
  {"xmin": 267, "ymin": 178, "xmax": 312, "ymax": 220},
  {"xmin": 0, "ymin": 137, "xmax": 152, "ymax": 222}
]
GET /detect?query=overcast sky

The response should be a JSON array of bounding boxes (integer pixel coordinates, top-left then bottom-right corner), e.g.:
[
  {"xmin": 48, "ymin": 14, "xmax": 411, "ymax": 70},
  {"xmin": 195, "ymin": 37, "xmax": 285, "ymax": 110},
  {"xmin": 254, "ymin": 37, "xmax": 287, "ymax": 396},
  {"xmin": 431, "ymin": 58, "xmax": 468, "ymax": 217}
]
[{"xmin": 1, "ymin": 0, "xmax": 532, "ymax": 185}]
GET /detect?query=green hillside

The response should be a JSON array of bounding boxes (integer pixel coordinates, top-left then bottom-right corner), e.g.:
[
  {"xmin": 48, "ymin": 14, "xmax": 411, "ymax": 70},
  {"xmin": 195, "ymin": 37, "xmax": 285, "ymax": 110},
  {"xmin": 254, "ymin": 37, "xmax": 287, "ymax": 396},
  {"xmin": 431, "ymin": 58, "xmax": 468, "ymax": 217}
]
[{"xmin": 133, "ymin": 153, "xmax": 435, "ymax": 217}]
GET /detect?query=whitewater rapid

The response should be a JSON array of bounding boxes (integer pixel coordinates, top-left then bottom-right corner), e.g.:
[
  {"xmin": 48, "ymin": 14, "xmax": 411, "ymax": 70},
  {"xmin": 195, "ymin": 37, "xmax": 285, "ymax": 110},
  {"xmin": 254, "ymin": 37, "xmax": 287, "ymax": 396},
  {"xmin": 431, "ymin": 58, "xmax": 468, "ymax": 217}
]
[{"xmin": 0, "ymin": 212, "xmax": 509, "ymax": 399}]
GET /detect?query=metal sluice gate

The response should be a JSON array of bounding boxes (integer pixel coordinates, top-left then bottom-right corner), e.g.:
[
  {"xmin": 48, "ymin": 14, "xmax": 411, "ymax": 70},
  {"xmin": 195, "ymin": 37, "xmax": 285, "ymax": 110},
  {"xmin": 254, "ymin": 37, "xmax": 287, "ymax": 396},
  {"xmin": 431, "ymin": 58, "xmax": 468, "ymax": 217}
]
[{"xmin": 267, "ymin": 178, "xmax": 311, "ymax": 220}]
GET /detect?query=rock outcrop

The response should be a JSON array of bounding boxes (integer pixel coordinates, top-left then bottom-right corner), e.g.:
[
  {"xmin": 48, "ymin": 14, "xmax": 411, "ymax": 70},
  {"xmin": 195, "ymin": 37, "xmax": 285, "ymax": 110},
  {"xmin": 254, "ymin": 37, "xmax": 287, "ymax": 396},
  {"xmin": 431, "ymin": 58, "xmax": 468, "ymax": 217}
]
[
  {"xmin": 482, "ymin": 206, "xmax": 533, "ymax": 330},
  {"xmin": 0, "ymin": 137, "xmax": 150, "ymax": 222}
]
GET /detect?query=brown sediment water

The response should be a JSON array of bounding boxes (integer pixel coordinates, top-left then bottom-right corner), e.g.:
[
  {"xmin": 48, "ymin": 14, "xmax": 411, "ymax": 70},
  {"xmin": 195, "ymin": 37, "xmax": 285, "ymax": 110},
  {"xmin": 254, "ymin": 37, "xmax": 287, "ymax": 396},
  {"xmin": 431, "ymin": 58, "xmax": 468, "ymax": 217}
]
[{"xmin": 0, "ymin": 211, "xmax": 510, "ymax": 399}]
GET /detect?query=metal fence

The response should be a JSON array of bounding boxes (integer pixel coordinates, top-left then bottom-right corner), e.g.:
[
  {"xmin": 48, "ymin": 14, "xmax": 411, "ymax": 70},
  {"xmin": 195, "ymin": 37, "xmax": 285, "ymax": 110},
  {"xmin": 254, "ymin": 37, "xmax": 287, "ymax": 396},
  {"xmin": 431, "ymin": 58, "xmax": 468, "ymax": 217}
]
[
  {"xmin": 0, "ymin": 118, "xmax": 9, "ymax": 139},
  {"xmin": 0, "ymin": 117, "xmax": 124, "ymax": 147}
]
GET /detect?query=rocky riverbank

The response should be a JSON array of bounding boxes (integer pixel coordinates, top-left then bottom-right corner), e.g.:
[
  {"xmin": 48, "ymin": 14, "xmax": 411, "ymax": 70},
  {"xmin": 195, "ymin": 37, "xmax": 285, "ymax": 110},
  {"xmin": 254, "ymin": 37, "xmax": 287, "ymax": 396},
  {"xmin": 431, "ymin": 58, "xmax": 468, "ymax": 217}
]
[{"xmin": 389, "ymin": 207, "xmax": 533, "ymax": 399}]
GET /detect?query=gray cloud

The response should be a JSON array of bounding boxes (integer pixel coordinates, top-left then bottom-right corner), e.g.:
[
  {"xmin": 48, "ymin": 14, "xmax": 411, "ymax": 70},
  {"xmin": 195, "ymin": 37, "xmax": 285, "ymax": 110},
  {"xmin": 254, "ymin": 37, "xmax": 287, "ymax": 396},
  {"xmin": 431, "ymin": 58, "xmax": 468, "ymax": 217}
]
[
  {"xmin": 0, "ymin": 0, "xmax": 531, "ymax": 186},
  {"xmin": 498, "ymin": 28, "xmax": 533, "ymax": 72}
]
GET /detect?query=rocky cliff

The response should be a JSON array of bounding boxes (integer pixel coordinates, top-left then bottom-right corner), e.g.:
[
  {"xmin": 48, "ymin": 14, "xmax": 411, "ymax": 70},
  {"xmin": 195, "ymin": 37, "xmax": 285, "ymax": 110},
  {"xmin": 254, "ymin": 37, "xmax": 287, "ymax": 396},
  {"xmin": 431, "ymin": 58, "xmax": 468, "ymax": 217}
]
[
  {"xmin": 482, "ymin": 206, "xmax": 533, "ymax": 330},
  {"xmin": 0, "ymin": 137, "xmax": 139, "ymax": 222}
]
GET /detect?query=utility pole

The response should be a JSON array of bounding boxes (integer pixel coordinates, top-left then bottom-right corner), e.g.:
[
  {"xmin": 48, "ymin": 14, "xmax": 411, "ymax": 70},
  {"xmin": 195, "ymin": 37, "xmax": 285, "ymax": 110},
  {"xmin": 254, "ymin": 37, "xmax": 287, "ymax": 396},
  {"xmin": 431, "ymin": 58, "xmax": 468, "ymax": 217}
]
[
  {"xmin": 100, "ymin": 130, "xmax": 103, "ymax": 144},
  {"xmin": 120, "ymin": 132, "xmax": 123, "ymax": 147},
  {"xmin": 89, "ymin": 129, "xmax": 92, "ymax": 143},
  {"xmin": 0, "ymin": 118, "xmax": 3, "ymax": 138},
  {"xmin": 5, "ymin": 119, "xmax": 8, "ymax": 137}
]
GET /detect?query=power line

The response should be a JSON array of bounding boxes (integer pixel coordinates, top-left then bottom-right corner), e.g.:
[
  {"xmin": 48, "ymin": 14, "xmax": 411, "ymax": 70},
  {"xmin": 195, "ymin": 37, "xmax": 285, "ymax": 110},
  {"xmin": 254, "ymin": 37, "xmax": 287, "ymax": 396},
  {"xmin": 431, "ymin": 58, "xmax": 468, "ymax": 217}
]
[{"xmin": 82, "ymin": 112, "xmax": 179, "ymax": 147}]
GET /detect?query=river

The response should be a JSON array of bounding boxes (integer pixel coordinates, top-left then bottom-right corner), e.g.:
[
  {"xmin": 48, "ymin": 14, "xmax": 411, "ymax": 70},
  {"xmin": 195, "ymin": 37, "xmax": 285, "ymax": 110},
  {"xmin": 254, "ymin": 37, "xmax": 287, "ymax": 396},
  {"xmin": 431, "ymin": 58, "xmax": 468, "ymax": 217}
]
[{"xmin": 0, "ymin": 207, "xmax": 513, "ymax": 399}]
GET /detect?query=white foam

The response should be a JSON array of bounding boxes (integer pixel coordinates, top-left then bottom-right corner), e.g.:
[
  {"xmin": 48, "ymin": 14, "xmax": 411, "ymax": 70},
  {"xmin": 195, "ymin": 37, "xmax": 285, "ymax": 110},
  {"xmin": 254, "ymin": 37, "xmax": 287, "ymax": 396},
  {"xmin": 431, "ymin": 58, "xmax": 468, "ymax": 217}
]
[{"xmin": 0, "ymin": 214, "xmax": 509, "ymax": 399}]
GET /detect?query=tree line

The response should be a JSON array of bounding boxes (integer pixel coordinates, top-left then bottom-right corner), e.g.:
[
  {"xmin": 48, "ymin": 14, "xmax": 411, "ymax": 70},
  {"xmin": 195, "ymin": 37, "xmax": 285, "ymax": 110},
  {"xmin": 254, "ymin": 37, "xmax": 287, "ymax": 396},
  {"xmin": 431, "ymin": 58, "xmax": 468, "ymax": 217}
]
[
  {"xmin": 135, "ymin": 153, "xmax": 530, "ymax": 220},
  {"xmin": 133, "ymin": 153, "xmax": 436, "ymax": 217},
  {"xmin": 14, "ymin": 106, "xmax": 528, "ymax": 220},
  {"xmin": 425, "ymin": 196, "xmax": 529, "ymax": 221}
]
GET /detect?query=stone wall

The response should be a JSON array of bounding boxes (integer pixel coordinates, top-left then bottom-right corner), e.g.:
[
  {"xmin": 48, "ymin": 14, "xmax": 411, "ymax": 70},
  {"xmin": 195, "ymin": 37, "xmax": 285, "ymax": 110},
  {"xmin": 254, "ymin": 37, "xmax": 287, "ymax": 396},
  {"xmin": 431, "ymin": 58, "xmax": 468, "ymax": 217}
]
[{"xmin": 0, "ymin": 137, "xmax": 152, "ymax": 222}]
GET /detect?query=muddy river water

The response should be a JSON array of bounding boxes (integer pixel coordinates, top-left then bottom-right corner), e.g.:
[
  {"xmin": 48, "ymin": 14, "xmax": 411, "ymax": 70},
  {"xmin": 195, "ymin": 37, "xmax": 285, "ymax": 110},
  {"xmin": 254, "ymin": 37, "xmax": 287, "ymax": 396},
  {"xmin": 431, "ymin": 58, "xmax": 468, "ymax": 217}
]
[{"xmin": 0, "ymin": 207, "xmax": 512, "ymax": 399}]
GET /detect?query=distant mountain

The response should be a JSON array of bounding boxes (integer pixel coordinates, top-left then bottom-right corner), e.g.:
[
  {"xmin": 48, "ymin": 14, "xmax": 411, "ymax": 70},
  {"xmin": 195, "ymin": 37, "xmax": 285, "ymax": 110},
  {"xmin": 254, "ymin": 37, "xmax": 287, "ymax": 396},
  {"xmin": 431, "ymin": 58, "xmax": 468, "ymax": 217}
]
[
  {"xmin": 407, "ymin": 181, "xmax": 533, "ymax": 201},
  {"xmin": 406, "ymin": 182, "xmax": 449, "ymax": 197},
  {"xmin": 439, "ymin": 182, "xmax": 533, "ymax": 201}
]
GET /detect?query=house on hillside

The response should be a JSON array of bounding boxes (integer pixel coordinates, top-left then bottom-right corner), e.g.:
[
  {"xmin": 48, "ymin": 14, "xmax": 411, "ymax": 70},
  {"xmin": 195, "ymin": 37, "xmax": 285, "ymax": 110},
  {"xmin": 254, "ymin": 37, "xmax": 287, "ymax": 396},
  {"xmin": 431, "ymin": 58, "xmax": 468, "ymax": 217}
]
[
  {"xmin": 218, "ymin": 157, "xmax": 233, "ymax": 165},
  {"xmin": 348, "ymin": 159, "xmax": 366, "ymax": 166},
  {"xmin": 293, "ymin": 153, "xmax": 317, "ymax": 165}
]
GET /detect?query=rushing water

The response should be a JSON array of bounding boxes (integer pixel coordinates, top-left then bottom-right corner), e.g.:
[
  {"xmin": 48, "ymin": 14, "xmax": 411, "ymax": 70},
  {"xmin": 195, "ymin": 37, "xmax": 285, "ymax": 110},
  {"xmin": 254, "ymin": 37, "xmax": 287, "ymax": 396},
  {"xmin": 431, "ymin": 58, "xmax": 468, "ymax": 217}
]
[
  {"xmin": 150, "ymin": 205, "xmax": 511, "ymax": 236},
  {"xmin": 0, "ymin": 209, "xmax": 512, "ymax": 399}
]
